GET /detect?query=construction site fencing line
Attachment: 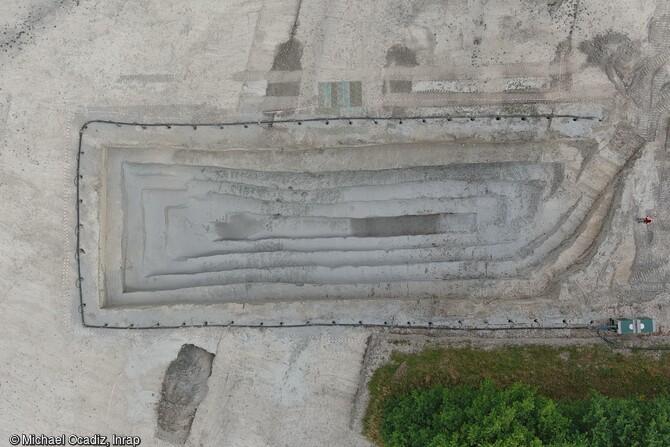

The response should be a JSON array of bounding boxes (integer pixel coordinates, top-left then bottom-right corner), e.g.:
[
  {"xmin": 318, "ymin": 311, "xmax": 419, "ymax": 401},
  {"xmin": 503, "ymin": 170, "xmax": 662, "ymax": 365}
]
[{"xmin": 74, "ymin": 115, "xmax": 603, "ymax": 331}]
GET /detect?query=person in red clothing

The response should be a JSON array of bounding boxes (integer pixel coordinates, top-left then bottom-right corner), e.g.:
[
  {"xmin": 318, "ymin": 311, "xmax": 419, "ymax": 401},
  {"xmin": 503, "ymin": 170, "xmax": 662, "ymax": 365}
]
[{"xmin": 643, "ymin": 216, "xmax": 653, "ymax": 224}]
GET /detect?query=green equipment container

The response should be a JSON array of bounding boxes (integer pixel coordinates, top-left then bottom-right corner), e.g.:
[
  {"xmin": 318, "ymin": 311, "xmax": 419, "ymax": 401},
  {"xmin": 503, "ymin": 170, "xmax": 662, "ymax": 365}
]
[
  {"xmin": 636, "ymin": 317, "xmax": 655, "ymax": 334},
  {"xmin": 612, "ymin": 318, "xmax": 635, "ymax": 334}
]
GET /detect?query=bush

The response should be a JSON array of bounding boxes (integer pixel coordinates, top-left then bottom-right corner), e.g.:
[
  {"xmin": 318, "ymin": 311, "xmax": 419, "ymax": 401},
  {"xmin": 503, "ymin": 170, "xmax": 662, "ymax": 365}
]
[
  {"xmin": 560, "ymin": 393, "xmax": 670, "ymax": 447},
  {"xmin": 380, "ymin": 379, "xmax": 670, "ymax": 447}
]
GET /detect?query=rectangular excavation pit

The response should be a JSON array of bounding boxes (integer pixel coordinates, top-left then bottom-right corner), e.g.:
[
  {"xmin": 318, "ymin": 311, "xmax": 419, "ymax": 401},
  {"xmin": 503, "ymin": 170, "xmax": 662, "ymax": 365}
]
[
  {"xmin": 77, "ymin": 121, "xmax": 594, "ymax": 327},
  {"xmin": 109, "ymin": 156, "xmax": 555, "ymax": 306}
]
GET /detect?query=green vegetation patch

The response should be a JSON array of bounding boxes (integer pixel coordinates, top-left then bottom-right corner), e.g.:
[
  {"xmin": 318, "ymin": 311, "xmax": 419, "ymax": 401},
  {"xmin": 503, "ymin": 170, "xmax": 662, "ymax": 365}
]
[
  {"xmin": 364, "ymin": 345, "xmax": 670, "ymax": 445},
  {"xmin": 382, "ymin": 379, "xmax": 670, "ymax": 446}
]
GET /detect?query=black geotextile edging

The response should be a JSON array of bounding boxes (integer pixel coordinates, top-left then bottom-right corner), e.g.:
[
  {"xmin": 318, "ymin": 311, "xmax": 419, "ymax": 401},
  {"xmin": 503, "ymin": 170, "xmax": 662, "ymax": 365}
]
[{"xmin": 74, "ymin": 115, "xmax": 601, "ymax": 330}]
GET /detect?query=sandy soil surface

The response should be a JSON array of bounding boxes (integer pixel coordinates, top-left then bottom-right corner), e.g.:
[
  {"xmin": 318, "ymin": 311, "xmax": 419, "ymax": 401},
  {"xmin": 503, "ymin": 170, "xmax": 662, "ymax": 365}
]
[{"xmin": 1, "ymin": 0, "xmax": 669, "ymax": 445}]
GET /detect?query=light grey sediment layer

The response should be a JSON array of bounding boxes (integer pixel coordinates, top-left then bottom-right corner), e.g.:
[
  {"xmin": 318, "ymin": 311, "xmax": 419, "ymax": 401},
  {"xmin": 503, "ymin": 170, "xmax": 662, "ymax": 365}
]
[
  {"xmin": 119, "ymin": 161, "xmax": 558, "ymax": 297},
  {"xmin": 76, "ymin": 121, "xmax": 625, "ymax": 326}
]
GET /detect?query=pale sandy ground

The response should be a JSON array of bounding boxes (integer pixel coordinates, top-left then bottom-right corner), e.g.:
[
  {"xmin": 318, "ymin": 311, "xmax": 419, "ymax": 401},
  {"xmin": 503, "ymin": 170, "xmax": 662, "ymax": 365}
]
[
  {"xmin": 0, "ymin": 1, "xmax": 373, "ymax": 443},
  {"xmin": 0, "ymin": 0, "xmax": 667, "ymax": 445}
]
